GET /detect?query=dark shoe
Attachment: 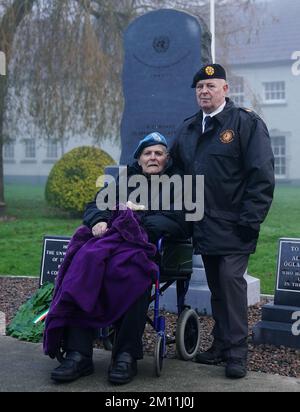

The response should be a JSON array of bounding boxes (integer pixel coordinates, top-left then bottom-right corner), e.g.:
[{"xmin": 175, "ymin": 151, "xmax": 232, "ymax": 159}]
[
  {"xmin": 195, "ymin": 345, "xmax": 226, "ymax": 365},
  {"xmin": 51, "ymin": 351, "xmax": 94, "ymax": 382},
  {"xmin": 225, "ymin": 358, "xmax": 247, "ymax": 379},
  {"xmin": 108, "ymin": 352, "xmax": 137, "ymax": 385}
]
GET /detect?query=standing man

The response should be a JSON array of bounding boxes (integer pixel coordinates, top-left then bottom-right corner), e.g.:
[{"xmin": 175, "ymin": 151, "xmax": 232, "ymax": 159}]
[{"xmin": 170, "ymin": 64, "xmax": 275, "ymax": 379}]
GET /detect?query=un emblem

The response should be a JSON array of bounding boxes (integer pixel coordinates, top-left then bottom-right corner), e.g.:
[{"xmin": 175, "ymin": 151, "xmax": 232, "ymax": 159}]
[{"xmin": 153, "ymin": 36, "xmax": 170, "ymax": 53}]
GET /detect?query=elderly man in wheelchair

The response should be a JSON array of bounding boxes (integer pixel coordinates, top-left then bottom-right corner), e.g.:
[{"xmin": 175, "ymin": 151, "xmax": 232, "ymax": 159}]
[{"xmin": 44, "ymin": 133, "xmax": 199, "ymax": 385}]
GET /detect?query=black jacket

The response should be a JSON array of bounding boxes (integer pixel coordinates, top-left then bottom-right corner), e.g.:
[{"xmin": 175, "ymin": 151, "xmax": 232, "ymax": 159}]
[
  {"xmin": 83, "ymin": 160, "xmax": 191, "ymax": 240},
  {"xmin": 170, "ymin": 98, "xmax": 275, "ymax": 255}
]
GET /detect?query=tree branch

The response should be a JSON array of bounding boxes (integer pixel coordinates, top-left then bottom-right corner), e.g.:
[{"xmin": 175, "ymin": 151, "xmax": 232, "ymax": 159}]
[{"xmin": 0, "ymin": 0, "xmax": 36, "ymax": 56}]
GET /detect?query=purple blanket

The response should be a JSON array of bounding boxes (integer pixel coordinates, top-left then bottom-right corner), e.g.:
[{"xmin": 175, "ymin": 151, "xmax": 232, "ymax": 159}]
[{"xmin": 43, "ymin": 208, "xmax": 158, "ymax": 358}]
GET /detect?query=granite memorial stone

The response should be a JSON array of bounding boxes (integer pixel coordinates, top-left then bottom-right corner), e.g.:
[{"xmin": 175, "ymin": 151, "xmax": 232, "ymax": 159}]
[
  {"xmin": 120, "ymin": 9, "xmax": 211, "ymax": 164},
  {"xmin": 253, "ymin": 238, "xmax": 300, "ymax": 349},
  {"xmin": 108, "ymin": 9, "xmax": 260, "ymax": 315}
]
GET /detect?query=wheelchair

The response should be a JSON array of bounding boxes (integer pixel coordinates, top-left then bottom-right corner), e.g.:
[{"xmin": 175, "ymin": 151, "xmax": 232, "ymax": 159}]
[{"xmin": 99, "ymin": 237, "xmax": 201, "ymax": 377}]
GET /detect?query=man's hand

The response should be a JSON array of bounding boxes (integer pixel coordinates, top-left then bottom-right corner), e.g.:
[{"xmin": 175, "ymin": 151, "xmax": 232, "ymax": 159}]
[
  {"xmin": 237, "ymin": 225, "xmax": 259, "ymax": 242},
  {"xmin": 92, "ymin": 222, "xmax": 108, "ymax": 237}
]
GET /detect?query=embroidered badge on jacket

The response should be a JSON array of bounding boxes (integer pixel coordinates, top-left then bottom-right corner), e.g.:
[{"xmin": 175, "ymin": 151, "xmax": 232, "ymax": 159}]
[{"xmin": 220, "ymin": 130, "xmax": 235, "ymax": 144}]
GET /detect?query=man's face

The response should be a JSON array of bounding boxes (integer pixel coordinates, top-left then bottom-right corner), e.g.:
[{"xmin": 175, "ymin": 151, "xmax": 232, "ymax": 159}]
[
  {"xmin": 138, "ymin": 144, "xmax": 169, "ymax": 175},
  {"xmin": 196, "ymin": 78, "xmax": 228, "ymax": 113}
]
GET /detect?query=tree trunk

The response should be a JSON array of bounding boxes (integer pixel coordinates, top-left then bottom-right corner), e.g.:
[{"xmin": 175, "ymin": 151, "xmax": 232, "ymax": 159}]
[
  {"xmin": 0, "ymin": 147, "xmax": 5, "ymax": 216},
  {"xmin": 0, "ymin": 74, "xmax": 8, "ymax": 210},
  {"xmin": 0, "ymin": 0, "xmax": 36, "ymax": 208}
]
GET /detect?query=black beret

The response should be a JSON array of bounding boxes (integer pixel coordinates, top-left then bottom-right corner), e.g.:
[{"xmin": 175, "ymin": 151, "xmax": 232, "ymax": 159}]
[{"xmin": 191, "ymin": 64, "xmax": 227, "ymax": 88}]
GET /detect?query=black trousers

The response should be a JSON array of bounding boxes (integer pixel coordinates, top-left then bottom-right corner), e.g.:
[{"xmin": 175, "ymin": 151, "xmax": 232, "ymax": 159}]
[
  {"xmin": 202, "ymin": 254, "xmax": 249, "ymax": 359},
  {"xmin": 65, "ymin": 287, "xmax": 151, "ymax": 360}
]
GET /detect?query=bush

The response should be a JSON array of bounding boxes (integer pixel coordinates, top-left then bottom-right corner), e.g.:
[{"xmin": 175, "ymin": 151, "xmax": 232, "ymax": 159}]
[{"xmin": 45, "ymin": 146, "xmax": 115, "ymax": 214}]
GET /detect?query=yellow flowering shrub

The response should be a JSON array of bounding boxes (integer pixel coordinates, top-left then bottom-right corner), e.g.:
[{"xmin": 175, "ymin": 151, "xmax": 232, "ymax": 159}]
[{"xmin": 45, "ymin": 146, "xmax": 115, "ymax": 214}]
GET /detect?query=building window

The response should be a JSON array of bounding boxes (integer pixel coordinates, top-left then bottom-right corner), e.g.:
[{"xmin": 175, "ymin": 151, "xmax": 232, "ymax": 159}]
[
  {"xmin": 271, "ymin": 136, "xmax": 286, "ymax": 178},
  {"xmin": 263, "ymin": 81, "xmax": 286, "ymax": 103},
  {"xmin": 3, "ymin": 141, "xmax": 15, "ymax": 160},
  {"xmin": 229, "ymin": 76, "xmax": 245, "ymax": 106},
  {"xmin": 46, "ymin": 140, "xmax": 58, "ymax": 159},
  {"xmin": 24, "ymin": 138, "xmax": 36, "ymax": 159}
]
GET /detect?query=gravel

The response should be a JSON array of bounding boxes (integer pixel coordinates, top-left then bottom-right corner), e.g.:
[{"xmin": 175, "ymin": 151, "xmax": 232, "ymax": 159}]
[{"xmin": 1, "ymin": 276, "xmax": 300, "ymax": 378}]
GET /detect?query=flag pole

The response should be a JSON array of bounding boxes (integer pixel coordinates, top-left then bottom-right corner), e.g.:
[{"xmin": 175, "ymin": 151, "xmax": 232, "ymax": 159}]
[{"xmin": 210, "ymin": 0, "xmax": 216, "ymax": 63}]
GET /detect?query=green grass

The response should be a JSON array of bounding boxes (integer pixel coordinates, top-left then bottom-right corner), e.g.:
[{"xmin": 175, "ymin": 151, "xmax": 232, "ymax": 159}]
[
  {"xmin": 0, "ymin": 184, "xmax": 80, "ymax": 277},
  {"xmin": 248, "ymin": 185, "xmax": 300, "ymax": 294},
  {"xmin": 1, "ymin": 183, "xmax": 300, "ymax": 294}
]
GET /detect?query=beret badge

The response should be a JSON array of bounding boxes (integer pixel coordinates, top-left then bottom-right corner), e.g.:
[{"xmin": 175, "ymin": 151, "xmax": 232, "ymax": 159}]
[{"xmin": 205, "ymin": 66, "xmax": 215, "ymax": 76}]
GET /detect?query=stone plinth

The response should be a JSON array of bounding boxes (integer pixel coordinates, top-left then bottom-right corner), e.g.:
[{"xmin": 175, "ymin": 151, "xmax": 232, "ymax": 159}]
[
  {"xmin": 0, "ymin": 312, "xmax": 6, "ymax": 336},
  {"xmin": 159, "ymin": 255, "xmax": 261, "ymax": 315}
]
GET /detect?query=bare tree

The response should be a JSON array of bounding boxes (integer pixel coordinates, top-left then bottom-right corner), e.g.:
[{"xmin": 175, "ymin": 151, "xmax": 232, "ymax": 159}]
[
  {"xmin": 0, "ymin": 0, "xmax": 167, "ymax": 212},
  {"xmin": 0, "ymin": 0, "xmax": 262, "ymax": 214},
  {"xmin": 0, "ymin": 0, "xmax": 36, "ymax": 212}
]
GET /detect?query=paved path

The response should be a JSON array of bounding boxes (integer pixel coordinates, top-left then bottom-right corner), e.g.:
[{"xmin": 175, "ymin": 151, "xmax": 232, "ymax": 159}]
[{"xmin": 0, "ymin": 336, "xmax": 299, "ymax": 393}]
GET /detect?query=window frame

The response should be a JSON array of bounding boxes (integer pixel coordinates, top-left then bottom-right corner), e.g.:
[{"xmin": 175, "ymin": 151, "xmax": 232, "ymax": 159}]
[
  {"xmin": 271, "ymin": 136, "xmax": 287, "ymax": 179},
  {"xmin": 46, "ymin": 139, "xmax": 58, "ymax": 160},
  {"xmin": 3, "ymin": 140, "xmax": 15, "ymax": 160},
  {"xmin": 263, "ymin": 81, "xmax": 286, "ymax": 104},
  {"xmin": 24, "ymin": 138, "xmax": 36, "ymax": 159},
  {"xmin": 229, "ymin": 76, "xmax": 245, "ymax": 106}
]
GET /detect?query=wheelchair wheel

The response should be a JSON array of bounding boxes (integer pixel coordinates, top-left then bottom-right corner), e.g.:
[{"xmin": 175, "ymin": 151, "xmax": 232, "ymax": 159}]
[
  {"xmin": 102, "ymin": 326, "xmax": 116, "ymax": 351},
  {"xmin": 176, "ymin": 308, "xmax": 200, "ymax": 360},
  {"xmin": 154, "ymin": 335, "xmax": 164, "ymax": 377}
]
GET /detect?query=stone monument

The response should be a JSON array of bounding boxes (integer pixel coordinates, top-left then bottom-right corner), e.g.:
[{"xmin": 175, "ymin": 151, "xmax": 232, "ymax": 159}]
[
  {"xmin": 160, "ymin": 255, "xmax": 260, "ymax": 315},
  {"xmin": 107, "ymin": 9, "xmax": 261, "ymax": 315},
  {"xmin": 120, "ymin": 8, "xmax": 211, "ymax": 164},
  {"xmin": 253, "ymin": 238, "xmax": 300, "ymax": 349}
]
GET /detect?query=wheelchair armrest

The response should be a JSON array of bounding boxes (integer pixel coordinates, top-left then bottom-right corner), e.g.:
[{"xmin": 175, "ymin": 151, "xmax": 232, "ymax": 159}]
[
  {"xmin": 156, "ymin": 237, "xmax": 192, "ymax": 257},
  {"xmin": 158, "ymin": 237, "xmax": 193, "ymax": 275},
  {"xmin": 164, "ymin": 237, "xmax": 192, "ymax": 245}
]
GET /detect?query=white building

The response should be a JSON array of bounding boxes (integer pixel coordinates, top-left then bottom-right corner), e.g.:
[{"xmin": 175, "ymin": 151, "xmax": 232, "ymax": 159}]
[
  {"xmin": 3, "ymin": 134, "xmax": 120, "ymax": 185},
  {"xmin": 224, "ymin": 0, "xmax": 300, "ymax": 182},
  {"xmin": 4, "ymin": 0, "xmax": 300, "ymax": 184}
]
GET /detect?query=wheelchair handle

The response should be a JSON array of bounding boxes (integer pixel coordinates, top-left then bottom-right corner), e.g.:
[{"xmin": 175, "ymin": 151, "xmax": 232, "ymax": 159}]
[{"xmin": 157, "ymin": 238, "xmax": 164, "ymax": 255}]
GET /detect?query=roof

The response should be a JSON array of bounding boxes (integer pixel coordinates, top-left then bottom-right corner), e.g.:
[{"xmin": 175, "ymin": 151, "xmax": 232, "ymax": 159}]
[{"xmin": 216, "ymin": 0, "xmax": 300, "ymax": 65}]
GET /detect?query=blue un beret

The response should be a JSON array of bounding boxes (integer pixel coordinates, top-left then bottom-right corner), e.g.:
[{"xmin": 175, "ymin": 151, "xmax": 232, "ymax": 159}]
[{"xmin": 133, "ymin": 132, "xmax": 168, "ymax": 159}]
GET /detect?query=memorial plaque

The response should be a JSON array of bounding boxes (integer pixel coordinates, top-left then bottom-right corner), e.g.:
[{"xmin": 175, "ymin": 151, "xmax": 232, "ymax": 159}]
[
  {"xmin": 275, "ymin": 238, "xmax": 300, "ymax": 306},
  {"xmin": 253, "ymin": 237, "xmax": 300, "ymax": 349},
  {"xmin": 39, "ymin": 236, "xmax": 71, "ymax": 286},
  {"xmin": 120, "ymin": 9, "xmax": 211, "ymax": 164}
]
